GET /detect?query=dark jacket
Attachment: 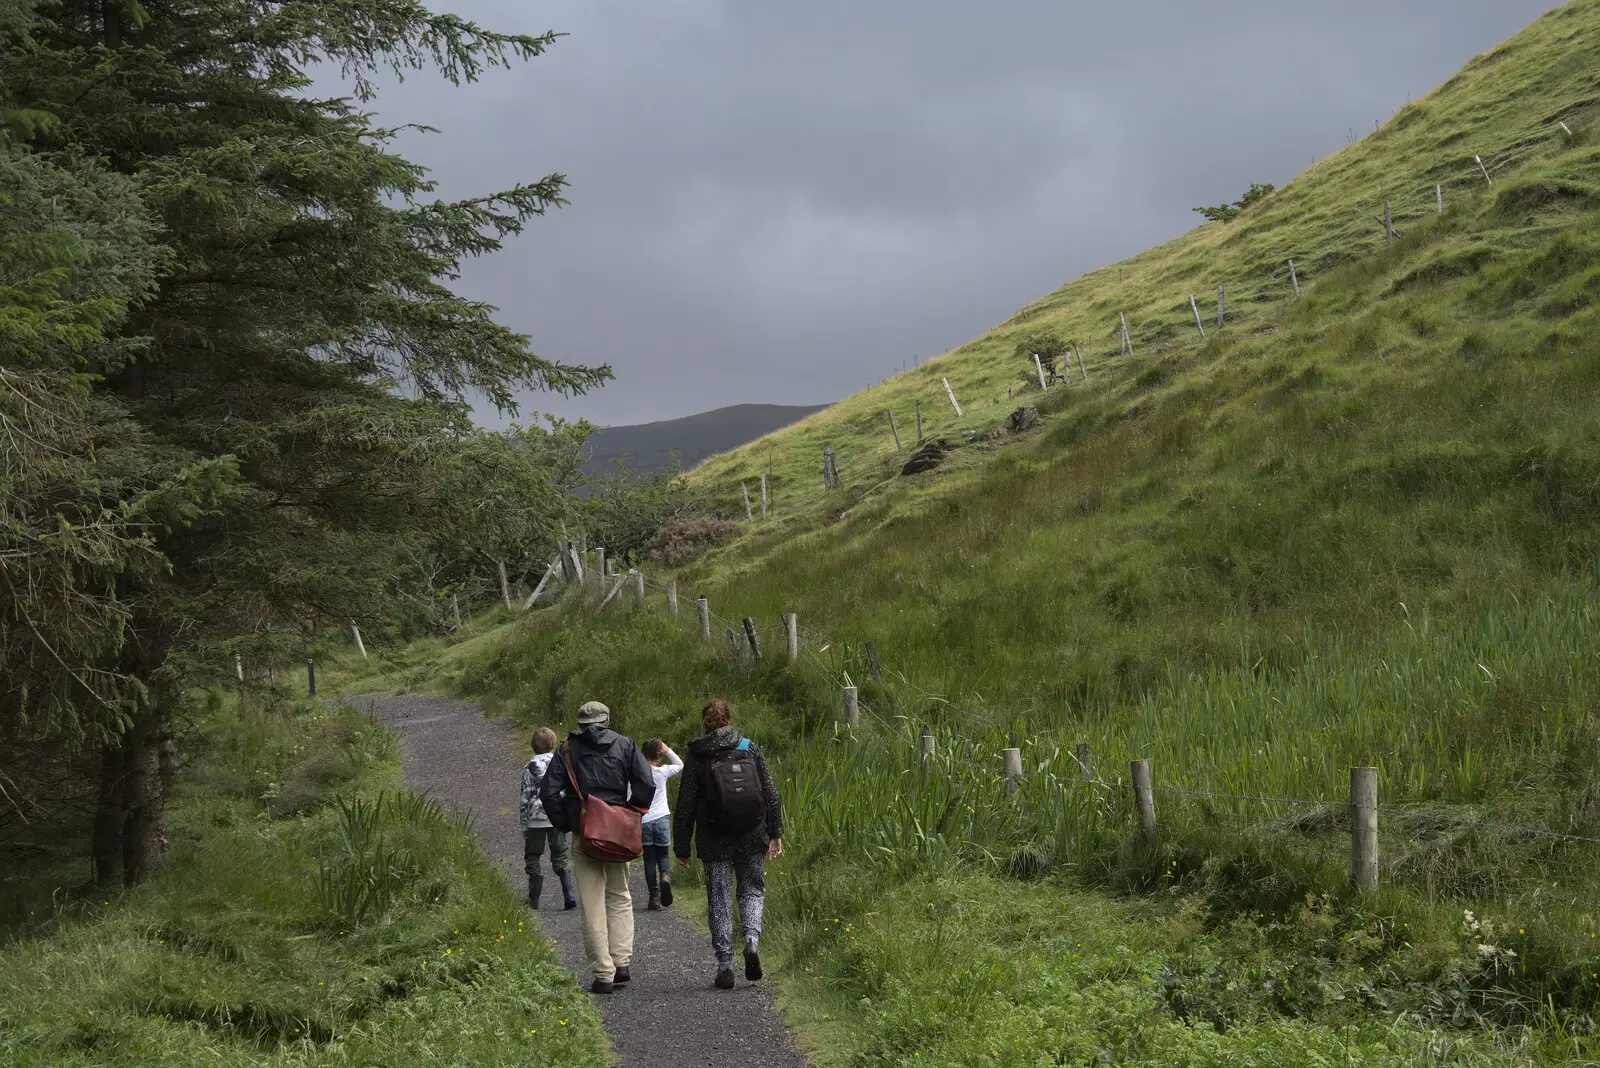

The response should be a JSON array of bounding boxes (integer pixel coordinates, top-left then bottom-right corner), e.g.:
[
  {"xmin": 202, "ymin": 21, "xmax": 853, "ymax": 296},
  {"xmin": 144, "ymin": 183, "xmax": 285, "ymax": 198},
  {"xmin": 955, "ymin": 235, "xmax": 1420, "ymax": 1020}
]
[
  {"xmin": 538, "ymin": 723, "xmax": 655, "ymax": 836},
  {"xmin": 673, "ymin": 725, "xmax": 783, "ymax": 862}
]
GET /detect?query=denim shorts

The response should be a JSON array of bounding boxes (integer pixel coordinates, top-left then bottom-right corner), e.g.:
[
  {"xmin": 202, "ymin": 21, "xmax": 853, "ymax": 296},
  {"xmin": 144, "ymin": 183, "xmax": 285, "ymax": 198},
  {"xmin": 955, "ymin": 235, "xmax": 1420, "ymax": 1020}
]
[{"xmin": 641, "ymin": 817, "xmax": 671, "ymax": 848}]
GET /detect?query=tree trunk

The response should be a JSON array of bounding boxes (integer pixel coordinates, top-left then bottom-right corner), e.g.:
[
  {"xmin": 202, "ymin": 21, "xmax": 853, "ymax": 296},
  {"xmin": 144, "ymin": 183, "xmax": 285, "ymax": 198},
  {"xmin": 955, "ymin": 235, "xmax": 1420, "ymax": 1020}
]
[
  {"xmin": 91, "ymin": 740, "xmax": 127, "ymax": 887},
  {"xmin": 496, "ymin": 558, "xmax": 513, "ymax": 611},
  {"xmin": 121, "ymin": 709, "xmax": 168, "ymax": 885}
]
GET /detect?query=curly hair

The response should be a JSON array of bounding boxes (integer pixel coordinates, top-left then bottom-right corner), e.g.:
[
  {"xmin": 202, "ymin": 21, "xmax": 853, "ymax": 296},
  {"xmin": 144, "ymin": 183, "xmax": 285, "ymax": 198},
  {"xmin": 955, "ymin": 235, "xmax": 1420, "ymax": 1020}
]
[{"xmin": 701, "ymin": 698, "xmax": 733, "ymax": 731}]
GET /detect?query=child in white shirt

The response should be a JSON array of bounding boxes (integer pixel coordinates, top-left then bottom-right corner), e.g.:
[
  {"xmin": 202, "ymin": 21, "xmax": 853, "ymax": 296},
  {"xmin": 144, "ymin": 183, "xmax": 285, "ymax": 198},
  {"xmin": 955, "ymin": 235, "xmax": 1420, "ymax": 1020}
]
[{"xmin": 640, "ymin": 738, "xmax": 683, "ymax": 910}]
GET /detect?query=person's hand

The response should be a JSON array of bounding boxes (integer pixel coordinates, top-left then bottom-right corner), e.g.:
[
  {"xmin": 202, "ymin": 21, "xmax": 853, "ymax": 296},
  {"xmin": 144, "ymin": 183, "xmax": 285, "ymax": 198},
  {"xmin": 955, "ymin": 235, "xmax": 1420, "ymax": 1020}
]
[
  {"xmin": 767, "ymin": 838, "xmax": 783, "ymax": 860},
  {"xmin": 677, "ymin": 857, "xmax": 690, "ymax": 868}
]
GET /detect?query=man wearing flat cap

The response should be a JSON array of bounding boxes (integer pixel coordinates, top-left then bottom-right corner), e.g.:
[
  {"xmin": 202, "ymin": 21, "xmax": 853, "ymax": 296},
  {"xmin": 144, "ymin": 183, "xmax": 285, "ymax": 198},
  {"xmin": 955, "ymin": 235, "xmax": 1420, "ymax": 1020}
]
[{"xmin": 539, "ymin": 700, "xmax": 655, "ymax": 993}]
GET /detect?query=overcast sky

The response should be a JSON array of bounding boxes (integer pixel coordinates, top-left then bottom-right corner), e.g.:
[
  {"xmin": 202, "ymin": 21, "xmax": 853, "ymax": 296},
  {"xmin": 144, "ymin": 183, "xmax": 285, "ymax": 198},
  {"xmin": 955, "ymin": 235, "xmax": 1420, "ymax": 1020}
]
[{"xmin": 362, "ymin": 0, "xmax": 1555, "ymax": 429}]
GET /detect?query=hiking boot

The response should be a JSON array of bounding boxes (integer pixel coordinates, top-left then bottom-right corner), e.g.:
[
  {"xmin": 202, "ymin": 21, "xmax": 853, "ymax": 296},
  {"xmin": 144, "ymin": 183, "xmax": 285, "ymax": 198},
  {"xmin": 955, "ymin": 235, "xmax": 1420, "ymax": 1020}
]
[
  {"xmin": 744, "ymin": 941, "xmax": 763, "ymax": 982},
  {"xmin": 659, "ymin": 876, "xmax": 673, "ymax": 907},
  {"xmin": 613, "ymin": 965, "xmax": 631, "ymax": 984},
  {"xmin": 590, "ymin": 978, "xmax": 614, "ymax": 995},
  {"xmin": 714, "ymin": 968, "xmax": 735, "ymax": 990},
  {"xmin": 647, "ymin": 888, "xmax": 661, "ymax": 911}
]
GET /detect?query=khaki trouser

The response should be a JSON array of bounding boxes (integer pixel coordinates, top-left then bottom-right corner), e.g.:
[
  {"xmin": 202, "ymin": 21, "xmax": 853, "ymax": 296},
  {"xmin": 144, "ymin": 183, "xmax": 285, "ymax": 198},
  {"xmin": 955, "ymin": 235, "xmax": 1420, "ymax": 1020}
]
[{"xmin": 571, "ymin": 849, "xmax": 634, "ymax": 981}]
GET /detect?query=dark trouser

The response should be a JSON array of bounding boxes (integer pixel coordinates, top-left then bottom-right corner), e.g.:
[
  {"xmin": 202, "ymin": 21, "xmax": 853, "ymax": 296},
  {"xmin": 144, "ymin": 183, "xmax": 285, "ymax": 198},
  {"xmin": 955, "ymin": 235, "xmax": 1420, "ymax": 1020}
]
[
  {"xmin": 641, "ymin": 818, "xmax": 671, "ymax": 893},
  {"xmin": 524, "ymin": 827, "xmax": 571, "ymax": 907}
]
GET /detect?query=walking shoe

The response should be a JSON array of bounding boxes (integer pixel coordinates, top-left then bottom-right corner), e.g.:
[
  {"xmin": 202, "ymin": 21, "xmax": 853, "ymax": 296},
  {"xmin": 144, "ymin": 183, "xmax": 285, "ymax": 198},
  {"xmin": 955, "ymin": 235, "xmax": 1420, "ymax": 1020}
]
[
  {"xmin": 647, "ymin": 888, "xmax": 661, "ymax": 911},
  {"xmin": 590, "ymin": 978, "xmax": 614, "ymax": 995},
  {"xmin": 744, "ymin": 941, "xmax": 763, "ymax": 982},
  {"xmin": 659, "ymin": 876, "xmax": 673, "ymax": 907},
  {"xmin": 714, "ymin": 968, "xmax": 735, "ymax": 990},
  {"xmin": 613, "ymin": 965, "xmax": 631, "ymax": 984}
]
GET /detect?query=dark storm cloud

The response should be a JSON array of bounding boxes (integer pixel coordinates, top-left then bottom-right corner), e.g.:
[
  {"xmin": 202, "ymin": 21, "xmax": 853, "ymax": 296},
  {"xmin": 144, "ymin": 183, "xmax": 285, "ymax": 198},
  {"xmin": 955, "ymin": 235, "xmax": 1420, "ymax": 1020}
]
[{"xmin": 356, "ymin": 0, "xmax": 1558, "ymax": 427}]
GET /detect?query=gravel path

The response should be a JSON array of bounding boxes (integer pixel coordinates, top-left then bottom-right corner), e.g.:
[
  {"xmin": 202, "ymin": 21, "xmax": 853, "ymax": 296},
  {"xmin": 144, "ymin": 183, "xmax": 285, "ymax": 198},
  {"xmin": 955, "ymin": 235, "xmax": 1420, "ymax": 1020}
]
[{"xmin": 355, "ymin": 692, "xmax": 809, "ymax": 1068}]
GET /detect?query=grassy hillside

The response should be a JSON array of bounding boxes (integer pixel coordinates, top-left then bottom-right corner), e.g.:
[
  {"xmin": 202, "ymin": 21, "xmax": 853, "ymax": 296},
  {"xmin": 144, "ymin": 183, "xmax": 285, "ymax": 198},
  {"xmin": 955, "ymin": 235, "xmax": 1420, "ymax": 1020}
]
[{"xmin": 358, "ymin": 2, "xmax": 1600, "ymax": 1061}]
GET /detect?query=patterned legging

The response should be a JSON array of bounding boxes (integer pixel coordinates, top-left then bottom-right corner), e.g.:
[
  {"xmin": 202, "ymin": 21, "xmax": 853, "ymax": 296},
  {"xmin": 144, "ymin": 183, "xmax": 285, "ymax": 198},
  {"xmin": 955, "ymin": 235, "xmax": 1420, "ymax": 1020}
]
[{"xmin": 705, "ymin": 853, "xmax": 766, "ymax": 967}]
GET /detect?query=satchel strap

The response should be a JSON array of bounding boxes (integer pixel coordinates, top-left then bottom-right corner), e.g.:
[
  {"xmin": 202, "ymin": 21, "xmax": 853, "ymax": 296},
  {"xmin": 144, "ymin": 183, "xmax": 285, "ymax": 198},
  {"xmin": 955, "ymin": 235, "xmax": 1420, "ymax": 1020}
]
[{"xmin": 559, "ymin": 741, "xmax": 587, "ymax": 801}]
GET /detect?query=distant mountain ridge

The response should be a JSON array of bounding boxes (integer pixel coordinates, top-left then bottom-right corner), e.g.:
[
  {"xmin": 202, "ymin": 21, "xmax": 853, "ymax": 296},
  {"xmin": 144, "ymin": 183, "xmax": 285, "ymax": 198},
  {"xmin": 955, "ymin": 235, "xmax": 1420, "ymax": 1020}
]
[{"xmin": 580, "ymin": 403, "xmax": 828, "ymax": 478}]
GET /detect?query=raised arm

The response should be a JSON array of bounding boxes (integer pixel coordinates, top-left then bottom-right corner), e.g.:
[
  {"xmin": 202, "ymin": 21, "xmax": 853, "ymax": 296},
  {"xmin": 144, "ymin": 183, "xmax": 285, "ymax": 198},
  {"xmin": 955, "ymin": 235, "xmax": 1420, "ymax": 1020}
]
[{"xmin": 660, "ymin": 746, "xmax": 684, "ymax": 780}]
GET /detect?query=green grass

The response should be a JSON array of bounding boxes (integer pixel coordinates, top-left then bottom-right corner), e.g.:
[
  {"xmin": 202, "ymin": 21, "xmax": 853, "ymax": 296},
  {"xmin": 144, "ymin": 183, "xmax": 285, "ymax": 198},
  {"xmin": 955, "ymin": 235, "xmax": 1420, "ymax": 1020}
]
[{"xmin": 0, "ymin": 695, "xmax": 608, "ymax": 1067}]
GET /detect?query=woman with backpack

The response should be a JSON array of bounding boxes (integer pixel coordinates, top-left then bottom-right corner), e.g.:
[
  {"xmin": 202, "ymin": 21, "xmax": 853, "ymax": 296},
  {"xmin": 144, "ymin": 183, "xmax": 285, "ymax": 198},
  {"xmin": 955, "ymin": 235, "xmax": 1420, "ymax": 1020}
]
[{"xmin": 674, "ymin": 699, "xmax": 783, "ymax": 990}]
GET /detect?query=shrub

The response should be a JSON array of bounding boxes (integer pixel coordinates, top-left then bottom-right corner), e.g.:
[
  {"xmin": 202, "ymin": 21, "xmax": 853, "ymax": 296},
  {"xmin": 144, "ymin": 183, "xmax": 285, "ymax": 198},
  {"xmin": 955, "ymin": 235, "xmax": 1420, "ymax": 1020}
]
[{"xmin": 643, "ymin": 514, "xmax": 739, "ymax": 566}]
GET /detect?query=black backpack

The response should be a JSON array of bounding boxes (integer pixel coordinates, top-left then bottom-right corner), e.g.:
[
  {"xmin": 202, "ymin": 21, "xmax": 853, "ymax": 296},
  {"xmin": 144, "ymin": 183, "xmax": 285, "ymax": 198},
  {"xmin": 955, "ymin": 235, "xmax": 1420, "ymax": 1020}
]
[{"xmin": 704, "ymin": 738, "xmax": 764, "ymax": 833}]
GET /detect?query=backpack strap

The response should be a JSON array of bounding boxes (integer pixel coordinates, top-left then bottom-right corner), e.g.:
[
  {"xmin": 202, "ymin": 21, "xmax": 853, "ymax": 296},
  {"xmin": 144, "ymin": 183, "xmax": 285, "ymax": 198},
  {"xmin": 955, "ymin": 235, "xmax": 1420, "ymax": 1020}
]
[{"xmin": 736, "ymin": 738, "xmax": 750, "ymax": 752}]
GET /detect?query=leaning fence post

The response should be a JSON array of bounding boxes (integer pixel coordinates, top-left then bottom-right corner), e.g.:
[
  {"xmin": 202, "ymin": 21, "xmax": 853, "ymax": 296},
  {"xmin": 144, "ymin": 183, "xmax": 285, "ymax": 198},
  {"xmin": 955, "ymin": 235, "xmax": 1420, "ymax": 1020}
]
[
  {"xmin": 1130, "ymin": 758, "xmax": 1157, "ymax": 844},
  {"xmin": 942, "ymin": 377, "xmax": 963, "ymax": 417},
  {"xmin": 306, "ymin": 658, "xmax": 316, "ymax": 697},
  {"xmin": 1003, "ymin": 747, "xmax": 1023, "ymax": 795},
  {"xmin": 1119, "ymin": 313, "xmax": 1134, "ymax": 357},
  {"xmin": 841, "ymin": 685, "xmax": 859, "ymax": 728},
  {"xmin": 696, "ymin": 596, "xmax": 711, "ymax": 643},
  {"xmin": 921, "ymin": 725, "xmax": 935, "ymax": 760},
  {"xmin": 742, "ymin": 617, "xmax": 762, "ymax": 660},
  {"xmin": 782, "ymin": 612, "xmax": 798, "ymax": 663},
  {"xmin": 1351, "ymin": 766, "xmax": 1379, "ymax": 893},
  {"xmin": 1075, "ymin": 342, "xmax": 1088, "ymax": 381},
  {"xmin": 350, "ymin": 620, "xmax": 367, "ymax": 659},
  {"xmin": 742, "ymin": 482, "xmax": 754, "ymax": 522},
  {"xmin": 1475, "ymin": 154, "xmax": 1492, "ymax": 186},
  {"xmin": 1033, "ymin": 353, "xmax": 1047, "ymax": 391},
  {"xmin": 885, "ymin": 409, "xmax": 903, "ymax": 455},
  {"xmin": 1288, "ymin": 259, "xmax": 1300, "ymax": 297},
  {"xmin": 667, "ymin": 581, "xmax": 679, "ymax": 616},
  {"xmin": 1189, "ymin": 295, "xmax": 1207, "ymax": 339},
  {"xmin": 1075, "ymin": 741, "xmax": 1093, "ymax": 781},
  {"xmin": 760, "ymin": 473, "xmax": 768, "ymax": 520},
  {"xmin": 1384, "ymin": 200, "xmax": 1394, "ymax": 244}
]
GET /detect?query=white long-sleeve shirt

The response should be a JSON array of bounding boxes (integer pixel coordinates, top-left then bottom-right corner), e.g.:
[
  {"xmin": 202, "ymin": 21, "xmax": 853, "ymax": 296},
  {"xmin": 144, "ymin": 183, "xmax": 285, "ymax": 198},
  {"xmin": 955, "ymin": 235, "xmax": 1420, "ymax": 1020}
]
[{"xmin": 642, "ymin": 748, "xmax": 683, "ymax": 824}]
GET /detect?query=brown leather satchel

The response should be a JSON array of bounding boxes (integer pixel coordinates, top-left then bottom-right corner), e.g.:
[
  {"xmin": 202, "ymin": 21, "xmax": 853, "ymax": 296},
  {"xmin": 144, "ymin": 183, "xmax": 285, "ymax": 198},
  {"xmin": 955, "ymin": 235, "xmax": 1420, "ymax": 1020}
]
[{"xmin": 560, "ymin": 742, "xmax": 644, "ymax": 861}]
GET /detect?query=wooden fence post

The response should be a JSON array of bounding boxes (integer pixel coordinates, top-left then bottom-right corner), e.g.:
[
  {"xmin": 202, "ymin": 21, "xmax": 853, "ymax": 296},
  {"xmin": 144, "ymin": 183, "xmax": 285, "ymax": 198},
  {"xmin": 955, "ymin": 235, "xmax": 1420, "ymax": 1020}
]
[
  {"xmin": 595, "ymin": 547, "xmax": 606, "ymax": 587},
  {"xmin": 1130, "ymin": 758, "xmax": 1157, "ymax": 844},
  {"xmin": 886, "ymin": 409, "xmax": 903, "ymax": 455},
  {"xmin": 1436, "ymin": 184, "xmax": 1444, "ymax": 214},
  {"xmin": 742, "ymin": 482, "xmax": 753, "ymax": 522},
  {"xmin": 1075, "ymin": 342, "xmax": 1088, "ymax": 381},
  {"xmin": 632, "ymin": 569, "xmax": 645, "ymax": 606},
  {"xmin": 942, "ymin": 378, "xmax": 963, "ymax": 418},
  {"xmin": 667, "ymin": 581, "xmax": 679, "ymax": 616},
  {"xmin": 496, "ymin": 558, "xmax": 514, "ymax": 610},
  {"xmin": 598, "ymin": 574, "xmax": 625, "ymax": 608},
  {"xmin": 1384, "ymin": 200, "xmax": 1393, "ymax": 244},
  {"xmin": 727, "ymin": 627, "xmax": 740, "ymax": 659},
  {"xmin": 696, "ymin": 596, "xmax": 711, "ymax": 643},
  {"xmin": 842, "ymin": 685, "xmax": 859, "ymax": 728},
  {"xmin": 760, "ymin": 473, "xmax": 768, "ymax": 520},
  {"xmin": 1033, "ymin": 353, "xmax": 1047, "ymax": 391},
  {"xmin": 1003, "ymin": 747, "xmax": 1023, "ymax": 794},
  {"xmin": 350, "ymin": 621, "xmax": 367, "ymax": 659},
  {"xmin": 1120, "ymin": 313, "xmax": 1133, "ymax": 357},
  {"xmin": 1288, "ymin": 259, "xmax": 1300, "ymax": 297},
  {"xmin": 1475, "ymin": 154, "xmax": 1492, "ymax": 185},
  {"xmin": 234, "ymin": 654, "xmax": 244, "ymax": 682},
  {"xmin": 1075, "ymin": 741, "xmax": 1093, "ymax": 781},
  {"xmin": 783, "ymin": 612, "xmax": 798, "ymax": 663},
  {"xmin": 742, "ymin": 617, "xmax": 762, "ymax": 660},
  {"xmin": 915, "ymin": 400, "xmax": 924, "ymax": 443},
  {"xmin": 306, "ymin": 658, "xmax": 316, "ymax": 697},
  {"xmin": 524, "ymin": 556, "xmax": 560, "ymax": 609},
  {"xmin": 451, "ymin": 593, "xmax": 463, "ymax": 631},
  {"xmin": 865, "ymin": 640, "xmax": 882, "ymax": 678},
  {"xmin": 921, "ymin": 725, "xmax": 935, "ymax": 760},
  {"xmin": 1189, "ymin": 295, "xmax": 1207, "ymax": 340},
  {"xmin": 1216, "ymin": 285, "xmax": 1225, "ymax": 328},
  {"xmin": 1351, "ymin": 766, "xmax": 1378, "ymax": 893}
]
